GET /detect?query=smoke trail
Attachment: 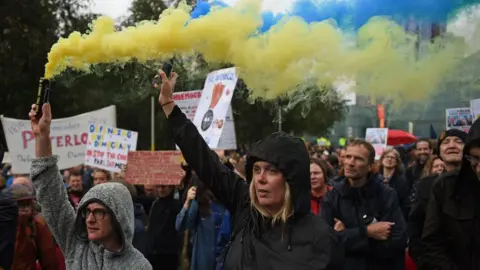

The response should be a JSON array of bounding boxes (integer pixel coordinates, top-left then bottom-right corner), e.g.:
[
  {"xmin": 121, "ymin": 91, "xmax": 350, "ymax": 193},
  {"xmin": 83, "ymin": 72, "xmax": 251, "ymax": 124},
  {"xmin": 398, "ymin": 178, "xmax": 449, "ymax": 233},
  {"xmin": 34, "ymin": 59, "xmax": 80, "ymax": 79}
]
[
  {"xmin": 192, "ymin": 0, "xmax": 480, "ymax": 32},
  {"xmin": 44, "ymin": 1, "xmax": 468, "ymax": 103}
]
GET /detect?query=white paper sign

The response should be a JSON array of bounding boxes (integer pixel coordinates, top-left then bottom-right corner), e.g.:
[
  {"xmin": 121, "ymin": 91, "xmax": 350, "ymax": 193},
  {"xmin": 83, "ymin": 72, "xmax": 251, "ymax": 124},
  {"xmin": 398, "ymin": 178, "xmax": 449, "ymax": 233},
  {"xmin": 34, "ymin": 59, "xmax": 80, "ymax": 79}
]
[
  {"xmin": 193, "ymin": 68, "xmax": 238, "ymax": 149},
  {"xmin": 365, "ymin": 128, "xmax": 388, "ymax": 160},
  {"xmin": 1, "ymin": 106, "xmax": 116, "ymax": 174},
  {"xmin": 174, "ymin": 90, "xmax": 237, "ymax": 149},
  {"xmin": 84, "ymin": 124, "xmax": 138, "ymax": 172},
  {"xmin": 470, "ymin": 99, "xmax": 480, "ymax": 120}
]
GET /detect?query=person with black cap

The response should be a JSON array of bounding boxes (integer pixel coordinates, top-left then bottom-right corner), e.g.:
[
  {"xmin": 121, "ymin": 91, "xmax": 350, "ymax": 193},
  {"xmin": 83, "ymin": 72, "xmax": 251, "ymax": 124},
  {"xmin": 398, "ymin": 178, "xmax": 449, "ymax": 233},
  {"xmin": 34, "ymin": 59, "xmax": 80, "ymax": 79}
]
[
  {"xmin": 407, "ymin": 129, "xmax": 467, "ymax": 266},
  {"xmin": 420, "ymin": 120, "xmax": 480, "ymax": 270},
  {"xmin": 154, "ymin": 70, "xmax": 344, "ymax": 270}
]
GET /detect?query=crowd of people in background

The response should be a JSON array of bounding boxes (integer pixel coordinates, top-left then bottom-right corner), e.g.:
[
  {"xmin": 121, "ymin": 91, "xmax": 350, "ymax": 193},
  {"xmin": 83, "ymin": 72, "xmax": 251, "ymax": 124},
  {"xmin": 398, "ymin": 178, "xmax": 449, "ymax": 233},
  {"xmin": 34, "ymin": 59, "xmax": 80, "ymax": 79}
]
[{"xmin": 0, "ymin": 71, "xmax": 480, "ymax": 270}]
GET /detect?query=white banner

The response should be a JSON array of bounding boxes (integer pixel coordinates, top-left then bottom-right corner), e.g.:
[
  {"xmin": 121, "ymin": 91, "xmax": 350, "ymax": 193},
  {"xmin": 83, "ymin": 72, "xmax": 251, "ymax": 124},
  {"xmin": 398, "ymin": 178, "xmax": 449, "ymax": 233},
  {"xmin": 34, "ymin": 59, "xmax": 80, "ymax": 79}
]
[
  {"xmin": 84, "ymin": 124, "xmax": 138, "ymax": 172},
  {"xmin": 1, "ymin": 106, "xmax": 116, "ymax": 174},
  {"xmin": 193, "ymin": 68, "xmax": 238, "ymax": 149},
  {"xmin": 174, "ymin": 90, "xmax": 237, "ymax": 149}
]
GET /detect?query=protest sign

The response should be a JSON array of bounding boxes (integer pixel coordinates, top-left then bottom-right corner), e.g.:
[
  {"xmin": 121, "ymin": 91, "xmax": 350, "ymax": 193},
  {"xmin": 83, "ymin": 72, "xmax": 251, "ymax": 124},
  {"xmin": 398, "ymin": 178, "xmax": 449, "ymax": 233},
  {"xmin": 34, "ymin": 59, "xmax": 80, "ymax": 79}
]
[
  {"xmin": 365, "ymin": 128, "xmax": 388, "ymax": 160},
  {"xmin": 125, "ymin": 151, "xmax": 183, "ymax": 185},
  {"xmin": 84, "ymin": 124, "xmax": 138, "ymax": 172},
  {"xmin": 174, "ymin": 89, "xmax": 237, "ymax": 149},
  {"xmin": 193, "ymin": 68, "xmax": 238, "ymax": 149},
  {"xmin": 446, "ymin": 107, "xmax": 472, "ymax": 133},
  {"xmin": 469, "ymin": 99, "xmax": 480, "ymax": 120},
  {"xmin": 1, "ymin": 106, "xmax": 116, "ymax": 173}
]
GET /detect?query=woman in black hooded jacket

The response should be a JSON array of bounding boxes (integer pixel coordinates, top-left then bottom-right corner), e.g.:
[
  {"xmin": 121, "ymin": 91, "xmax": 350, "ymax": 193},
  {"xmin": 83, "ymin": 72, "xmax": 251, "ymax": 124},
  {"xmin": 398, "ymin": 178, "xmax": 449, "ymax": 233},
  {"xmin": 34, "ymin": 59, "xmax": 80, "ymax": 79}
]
[{"xmin": 154, "ymin": 71, "xmax": 344, "ymax": 270}]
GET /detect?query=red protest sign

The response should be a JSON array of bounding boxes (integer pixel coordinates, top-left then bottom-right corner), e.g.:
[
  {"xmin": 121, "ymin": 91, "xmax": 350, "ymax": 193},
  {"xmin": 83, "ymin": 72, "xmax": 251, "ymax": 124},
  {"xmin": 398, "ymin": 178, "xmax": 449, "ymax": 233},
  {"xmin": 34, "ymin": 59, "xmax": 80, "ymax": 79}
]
[{"xmin": 125, "ymin": 151, "xmax": 183, "ymax": 185}]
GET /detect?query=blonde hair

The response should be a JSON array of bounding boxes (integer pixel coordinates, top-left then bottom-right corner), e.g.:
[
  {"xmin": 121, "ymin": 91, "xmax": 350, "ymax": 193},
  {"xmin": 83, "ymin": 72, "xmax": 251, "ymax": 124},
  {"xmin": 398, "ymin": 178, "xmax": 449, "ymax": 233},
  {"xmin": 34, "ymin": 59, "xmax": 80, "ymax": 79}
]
[{"xmin": 249, "ymin": 180, "xmax": 294, "ymax": 226}]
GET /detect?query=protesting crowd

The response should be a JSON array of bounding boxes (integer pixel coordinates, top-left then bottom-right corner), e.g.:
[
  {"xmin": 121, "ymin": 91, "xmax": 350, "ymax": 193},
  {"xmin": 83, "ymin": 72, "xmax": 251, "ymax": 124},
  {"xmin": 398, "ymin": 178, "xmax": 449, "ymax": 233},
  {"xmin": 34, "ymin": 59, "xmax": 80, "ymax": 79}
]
[{"xmin": 0, "ymin": 70, "xmax": 479, "ymax": 270}]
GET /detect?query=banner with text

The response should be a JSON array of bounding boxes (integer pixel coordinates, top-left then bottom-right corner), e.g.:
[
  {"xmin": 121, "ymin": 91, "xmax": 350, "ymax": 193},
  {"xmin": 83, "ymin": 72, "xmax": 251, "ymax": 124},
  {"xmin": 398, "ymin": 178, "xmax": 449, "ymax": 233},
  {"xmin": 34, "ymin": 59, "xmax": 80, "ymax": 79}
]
[
  {"xmin": 193, "ymin": 68, "xmax": 238, "ymax": 149},
  {"xmin": 84, "ymin": 124, "xmax": 138, "ymax": 172},
  {"xmin": 173, "ymin": 90, "xmax": 237, "ymax": 149},
  {"xmin": 125, "ymin": 151, "xmax": 183, "ymax": 185},
  {"xmin": 1, "ymin": 106, "xmax": 116, "ymax": 173}
]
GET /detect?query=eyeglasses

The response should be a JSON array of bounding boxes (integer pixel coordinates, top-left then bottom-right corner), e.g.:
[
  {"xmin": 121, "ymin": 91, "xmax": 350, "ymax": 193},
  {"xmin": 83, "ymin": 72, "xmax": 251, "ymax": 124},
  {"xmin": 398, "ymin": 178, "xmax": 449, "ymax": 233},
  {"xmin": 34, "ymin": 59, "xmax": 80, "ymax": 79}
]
[{"xmin": 82, "ymin": 208, "xmax": 108, "ymax": 220}]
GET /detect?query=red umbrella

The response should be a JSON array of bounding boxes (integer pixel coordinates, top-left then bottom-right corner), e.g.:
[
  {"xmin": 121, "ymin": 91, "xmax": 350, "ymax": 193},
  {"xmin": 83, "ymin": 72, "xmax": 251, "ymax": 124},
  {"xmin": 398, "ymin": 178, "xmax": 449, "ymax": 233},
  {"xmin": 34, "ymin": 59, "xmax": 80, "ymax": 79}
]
[{"xmin": 387, "ymin": 129, "xmax": 417, "ymax": 146}]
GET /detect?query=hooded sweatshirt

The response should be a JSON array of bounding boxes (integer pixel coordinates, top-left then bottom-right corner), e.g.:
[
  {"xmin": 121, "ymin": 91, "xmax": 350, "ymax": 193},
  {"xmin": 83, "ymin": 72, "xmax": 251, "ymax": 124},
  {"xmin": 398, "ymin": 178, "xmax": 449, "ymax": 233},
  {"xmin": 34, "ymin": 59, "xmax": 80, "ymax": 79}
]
[
  {"xmin": 168, "ymin": 105, "xmax": 344, "ymax": 270},
  {"xmin": 31, "ymin": 156, "xmax": 152, "ymax": 270}
]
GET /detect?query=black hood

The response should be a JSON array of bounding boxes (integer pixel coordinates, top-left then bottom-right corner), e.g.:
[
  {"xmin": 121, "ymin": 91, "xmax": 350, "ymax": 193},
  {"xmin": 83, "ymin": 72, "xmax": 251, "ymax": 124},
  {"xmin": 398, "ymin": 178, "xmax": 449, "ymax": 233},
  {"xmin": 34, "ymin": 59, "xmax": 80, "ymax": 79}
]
[
  {"xmin": 455, "ymin": 118, "xmax": 480, "ymax": 193},
  {"xmin": 246, "ymin": 132, "xmax": 310, "ymax": 218},
  {"xmin": 464, "ymin": 118, "xmax": 480, "ymax": 154}
]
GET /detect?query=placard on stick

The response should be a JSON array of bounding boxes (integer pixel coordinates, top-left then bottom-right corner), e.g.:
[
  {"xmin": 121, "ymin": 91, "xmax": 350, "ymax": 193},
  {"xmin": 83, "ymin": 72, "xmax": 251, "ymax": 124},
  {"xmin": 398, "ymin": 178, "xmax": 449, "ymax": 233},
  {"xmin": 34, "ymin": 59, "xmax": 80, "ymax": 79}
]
[{"xmin": 125, "ymin": 151, "xmax": 183, "ymax": 185}]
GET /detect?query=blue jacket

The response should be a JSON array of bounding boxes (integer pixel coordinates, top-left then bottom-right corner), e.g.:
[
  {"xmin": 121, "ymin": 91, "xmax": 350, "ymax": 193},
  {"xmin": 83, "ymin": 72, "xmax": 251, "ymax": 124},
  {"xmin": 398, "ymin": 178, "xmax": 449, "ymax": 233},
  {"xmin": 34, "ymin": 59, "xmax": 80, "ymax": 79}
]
[
  {"xmin": 216, "ymin": 210, "xmax": 231, "ymax": 270},
  {"xmin": 176, "ymin": 200, "xmax": 228, "ymax": 270},
  {"xmin": 320, "ymin": 175, "xmax": 407, "ymax": 270}
]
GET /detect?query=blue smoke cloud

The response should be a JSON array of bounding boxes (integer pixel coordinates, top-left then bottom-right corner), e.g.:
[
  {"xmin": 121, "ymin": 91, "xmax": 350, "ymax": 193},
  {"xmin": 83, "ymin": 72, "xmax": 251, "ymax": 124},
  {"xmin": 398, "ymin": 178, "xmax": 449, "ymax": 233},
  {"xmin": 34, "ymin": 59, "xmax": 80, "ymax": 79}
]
[{"xmin": 190, "ymin": 0, "xmax": 479, "ymax": 32}]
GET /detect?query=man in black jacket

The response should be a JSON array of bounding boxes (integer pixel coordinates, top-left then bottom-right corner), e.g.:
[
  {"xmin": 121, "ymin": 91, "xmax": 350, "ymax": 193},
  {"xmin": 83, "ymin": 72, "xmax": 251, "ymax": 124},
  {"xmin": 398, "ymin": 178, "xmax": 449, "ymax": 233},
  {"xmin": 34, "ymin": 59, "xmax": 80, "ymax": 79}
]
[
  {"xmin": 421, "ymin": 120, "xmax": 480, "ymax": 270},
  {"xmin": 146, "ymin": 185, "xmax": 181, "ymax": 270},
  {"xmin": 406, "ymin": 139, "xmax": 432, "ymax": 185},
  {"xmin": 321, "ymin": 140, "xmax": 407, "ymax": 270},
  {"xmin": 407, "ymin": 129, "xmax": 466, "ymax": 265}
]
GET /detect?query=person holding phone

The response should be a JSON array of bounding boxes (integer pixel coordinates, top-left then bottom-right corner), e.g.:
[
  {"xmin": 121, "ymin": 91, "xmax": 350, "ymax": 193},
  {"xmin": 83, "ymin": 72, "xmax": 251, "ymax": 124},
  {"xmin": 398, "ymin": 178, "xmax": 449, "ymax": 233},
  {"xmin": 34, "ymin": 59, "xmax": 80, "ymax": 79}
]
[{"xmin": 154, "ymin": 71, "xmax": 344, "ymax": 270}]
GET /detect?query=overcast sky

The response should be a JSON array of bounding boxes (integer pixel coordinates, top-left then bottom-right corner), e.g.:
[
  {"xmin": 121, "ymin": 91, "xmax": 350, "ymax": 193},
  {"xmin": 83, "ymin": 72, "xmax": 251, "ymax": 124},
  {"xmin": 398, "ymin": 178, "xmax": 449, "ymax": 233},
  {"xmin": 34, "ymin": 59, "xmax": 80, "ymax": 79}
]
[{"xmin": 89, "ymin": 0, "xmax": 292, "ymax": 19}]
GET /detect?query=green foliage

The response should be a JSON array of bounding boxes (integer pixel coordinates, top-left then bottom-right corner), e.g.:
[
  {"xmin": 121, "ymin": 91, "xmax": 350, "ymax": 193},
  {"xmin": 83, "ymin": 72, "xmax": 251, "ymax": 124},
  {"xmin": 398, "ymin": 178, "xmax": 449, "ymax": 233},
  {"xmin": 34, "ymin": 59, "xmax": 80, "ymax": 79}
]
[
  {"xmin": 0, "ymin": 0, "xmax": 346, "ymax": 151},
  {"xmin": 0, "ymin": 0, "xmax": 93, "ymax": 144}
]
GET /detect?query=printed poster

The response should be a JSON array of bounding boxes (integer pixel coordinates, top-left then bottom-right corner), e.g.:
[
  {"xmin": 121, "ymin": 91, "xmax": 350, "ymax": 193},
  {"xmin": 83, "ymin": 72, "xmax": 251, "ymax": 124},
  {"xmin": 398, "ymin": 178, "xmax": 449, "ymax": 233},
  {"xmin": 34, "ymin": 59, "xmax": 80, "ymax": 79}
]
[
  {"xmin": 446, "ymin": 107, "xmax": 472, "ymax": 133},
  {"xmin": 84, "ymin": 124, "xmax": 138, "ymax": 172},
  {"xmin": 193, "ymin": 68, "xmax": 238, "ymax": 149},
  {"xmin": 365, "ymin": 128, "xmax": 388, "ymax": 160},
  {"xmin": 173, "ymin": 90, "xmax": 237, "ymax": 150},
  {"xmin": 1, "ymin": 106, "xmax": 116, "ymax": 174}
]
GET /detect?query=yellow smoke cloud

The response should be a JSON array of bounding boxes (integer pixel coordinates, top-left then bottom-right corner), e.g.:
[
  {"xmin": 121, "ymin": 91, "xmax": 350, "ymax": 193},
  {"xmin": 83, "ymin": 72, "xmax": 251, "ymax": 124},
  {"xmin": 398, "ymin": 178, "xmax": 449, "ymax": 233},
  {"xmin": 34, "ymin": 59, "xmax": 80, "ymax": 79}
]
[{"xmin": 44, "ymin": 1, "xmax": 466, "ymax": 102}]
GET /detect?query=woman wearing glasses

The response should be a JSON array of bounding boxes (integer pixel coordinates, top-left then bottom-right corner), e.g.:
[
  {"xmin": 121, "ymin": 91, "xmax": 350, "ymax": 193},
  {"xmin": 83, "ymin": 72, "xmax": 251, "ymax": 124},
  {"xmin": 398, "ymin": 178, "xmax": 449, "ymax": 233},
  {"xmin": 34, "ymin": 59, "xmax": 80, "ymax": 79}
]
[{"xmin": 28, "ymin": 103, "xmax": 152, "ymax": 270}]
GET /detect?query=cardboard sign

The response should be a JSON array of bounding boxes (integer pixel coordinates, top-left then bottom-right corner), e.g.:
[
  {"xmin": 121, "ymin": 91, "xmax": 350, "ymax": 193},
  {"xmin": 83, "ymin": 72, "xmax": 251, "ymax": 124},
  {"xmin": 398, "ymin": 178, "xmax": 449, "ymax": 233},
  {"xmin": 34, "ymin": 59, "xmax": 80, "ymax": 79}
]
[{"xmin": 125, "ymin": 151, "xmax": 183, "ymax": 185}]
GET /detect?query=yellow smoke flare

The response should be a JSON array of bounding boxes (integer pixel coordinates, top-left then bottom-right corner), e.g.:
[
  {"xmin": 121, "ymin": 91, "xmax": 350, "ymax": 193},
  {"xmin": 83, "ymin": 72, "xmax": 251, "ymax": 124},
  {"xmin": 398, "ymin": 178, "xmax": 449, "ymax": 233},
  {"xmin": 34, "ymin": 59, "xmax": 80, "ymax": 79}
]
[{"xmin": 44, "ymin": 1, "xmax": 466, "ymax": 101}]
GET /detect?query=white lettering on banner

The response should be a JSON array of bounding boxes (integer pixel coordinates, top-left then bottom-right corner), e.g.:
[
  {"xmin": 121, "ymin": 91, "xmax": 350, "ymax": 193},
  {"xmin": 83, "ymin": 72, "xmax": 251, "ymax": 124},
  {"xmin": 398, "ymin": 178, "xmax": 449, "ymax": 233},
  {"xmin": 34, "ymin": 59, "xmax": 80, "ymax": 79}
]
[
  {"xmin": 84, "ymin": 124, "xmax": 138, "ymax": 172},
  {"xmin": 1, "ymin": 106, "xmax": 116, "ymax": 174}
]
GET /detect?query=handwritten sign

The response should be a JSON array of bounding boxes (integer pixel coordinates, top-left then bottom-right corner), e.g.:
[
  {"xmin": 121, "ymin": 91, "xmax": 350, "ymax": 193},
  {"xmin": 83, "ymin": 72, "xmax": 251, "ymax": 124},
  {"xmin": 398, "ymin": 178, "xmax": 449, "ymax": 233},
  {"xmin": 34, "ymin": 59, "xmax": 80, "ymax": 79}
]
[
  {"xmin": 125, "ymin": 151, "xmax": 183, "ymax": 185},
  {"xmin": 84, "ymin": 124, "xmax": 138, "ymax": 172},
  {"xmin": 1, "ymin": 106, "xmax": 116, "ymax": 173}
]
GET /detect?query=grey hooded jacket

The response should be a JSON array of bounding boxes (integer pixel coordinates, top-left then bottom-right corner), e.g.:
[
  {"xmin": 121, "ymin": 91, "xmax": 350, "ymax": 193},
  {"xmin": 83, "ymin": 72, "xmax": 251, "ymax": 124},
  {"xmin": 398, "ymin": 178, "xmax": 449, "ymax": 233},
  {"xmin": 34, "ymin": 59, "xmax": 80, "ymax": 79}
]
[{"xmin": 31, "ymin": 156, "xmax": 152, "ymax": 270}]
